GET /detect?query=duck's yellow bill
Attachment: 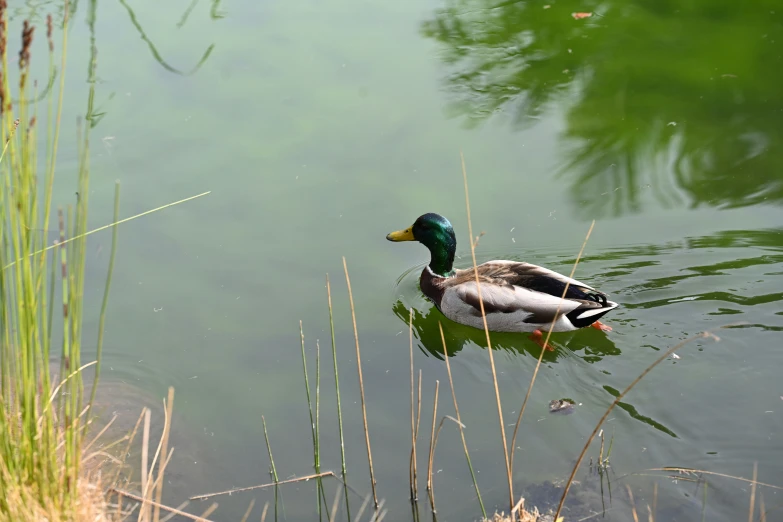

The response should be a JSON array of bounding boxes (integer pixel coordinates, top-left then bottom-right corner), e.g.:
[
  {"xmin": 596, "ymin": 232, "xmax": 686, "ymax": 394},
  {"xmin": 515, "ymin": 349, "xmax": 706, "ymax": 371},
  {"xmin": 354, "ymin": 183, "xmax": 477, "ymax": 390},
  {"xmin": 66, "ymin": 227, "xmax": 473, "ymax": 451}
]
[{"xmin": 386, "ymin": 227, "xmax": 415, "ymax": 242}]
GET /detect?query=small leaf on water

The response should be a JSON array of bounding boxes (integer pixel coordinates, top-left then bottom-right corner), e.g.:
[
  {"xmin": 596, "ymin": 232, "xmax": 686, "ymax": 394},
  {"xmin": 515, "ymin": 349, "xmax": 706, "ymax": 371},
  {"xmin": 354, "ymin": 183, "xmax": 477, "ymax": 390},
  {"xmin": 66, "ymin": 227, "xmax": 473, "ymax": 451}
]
[{"xmin": 572, "ymin": 12, "xmax": 593, "ymax": 19}]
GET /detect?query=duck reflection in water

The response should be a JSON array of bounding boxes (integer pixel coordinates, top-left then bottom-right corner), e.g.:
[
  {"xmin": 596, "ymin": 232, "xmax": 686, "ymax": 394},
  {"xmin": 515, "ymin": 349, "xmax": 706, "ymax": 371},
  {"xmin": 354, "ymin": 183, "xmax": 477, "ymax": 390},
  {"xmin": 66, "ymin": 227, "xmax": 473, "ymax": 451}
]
[{"xmin": 392, "ymin": 299, "xmax": 621, "ymax": 362}]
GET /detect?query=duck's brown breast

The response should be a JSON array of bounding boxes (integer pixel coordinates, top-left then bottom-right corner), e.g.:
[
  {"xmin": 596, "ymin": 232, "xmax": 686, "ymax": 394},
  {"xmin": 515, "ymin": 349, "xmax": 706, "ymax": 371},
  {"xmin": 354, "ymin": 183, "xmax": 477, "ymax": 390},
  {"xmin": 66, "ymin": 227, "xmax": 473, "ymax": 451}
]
[{"xmin": 420, "ymin": 268, "xmax": 446, "ymax": 308}]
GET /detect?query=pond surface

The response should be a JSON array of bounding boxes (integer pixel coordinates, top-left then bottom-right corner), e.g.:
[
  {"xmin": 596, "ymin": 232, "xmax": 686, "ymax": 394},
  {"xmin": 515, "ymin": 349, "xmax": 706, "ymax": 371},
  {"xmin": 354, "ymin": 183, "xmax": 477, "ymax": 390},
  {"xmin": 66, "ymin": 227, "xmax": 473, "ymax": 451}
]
[{"xmin": 12, "ymin": 0, "xmax": 783, "ymax": 520}]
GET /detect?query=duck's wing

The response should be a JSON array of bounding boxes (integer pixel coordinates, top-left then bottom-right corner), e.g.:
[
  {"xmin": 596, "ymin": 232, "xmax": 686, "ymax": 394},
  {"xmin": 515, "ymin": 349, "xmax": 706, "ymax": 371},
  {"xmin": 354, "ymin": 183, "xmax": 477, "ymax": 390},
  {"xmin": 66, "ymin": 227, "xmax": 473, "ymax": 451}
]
[
  {"xmin": 444, "ymin": 261, "xmax": 611, "ymax": 325},
  {"xmin": 481, "ymin": 260, "xmax": 598, "ymax": 291},
  {"xmin": 454, "ymin": 261, "xmax": 607, "ymax": 298}
]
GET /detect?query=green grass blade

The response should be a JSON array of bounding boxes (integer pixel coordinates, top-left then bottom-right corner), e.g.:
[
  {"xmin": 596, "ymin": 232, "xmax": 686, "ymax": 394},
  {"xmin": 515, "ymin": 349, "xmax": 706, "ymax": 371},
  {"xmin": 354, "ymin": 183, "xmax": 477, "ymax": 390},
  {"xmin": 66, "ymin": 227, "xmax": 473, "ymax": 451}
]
[
  {"xmin": 262, "ymin": 415, "xmax": 286, "ymax": 521},
  {"xmin": 326, "ymin": 274, "xmax": 350, "ymax": 521},
  {"xmin": 87, "ymin": 181, "xmax": 120, "ymax": 418},
  {"xmin": 299, "ymin": 321, "xmax": 327, "ymax": 519}
]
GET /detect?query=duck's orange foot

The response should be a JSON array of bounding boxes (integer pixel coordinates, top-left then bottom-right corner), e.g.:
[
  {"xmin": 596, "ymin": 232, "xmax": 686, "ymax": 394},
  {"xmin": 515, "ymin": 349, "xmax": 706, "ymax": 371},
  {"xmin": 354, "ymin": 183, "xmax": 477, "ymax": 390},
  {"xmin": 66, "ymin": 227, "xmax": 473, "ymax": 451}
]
[
  {"xmin": 529, "ymin": 329, "xmax": 556, "ymax": 351},
  {"xmin": 591, "ymin": 321, "xmax": 612, "ymax": 332}
]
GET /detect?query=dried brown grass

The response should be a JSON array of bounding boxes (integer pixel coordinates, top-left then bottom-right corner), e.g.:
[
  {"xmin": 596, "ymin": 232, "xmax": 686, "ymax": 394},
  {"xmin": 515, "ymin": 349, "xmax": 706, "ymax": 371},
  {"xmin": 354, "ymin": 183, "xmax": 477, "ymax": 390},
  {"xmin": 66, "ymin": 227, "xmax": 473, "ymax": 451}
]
[
  {"xmin": 0, "ymin": 384, "xmax": 223, "ymax": 522},
  {"xmin": 0, "ymin": 475, "xmax": 111, "ymax": 522},
  {"xmin": 481, "ymin": 498, "xmax": 563, "ymax": 522}
]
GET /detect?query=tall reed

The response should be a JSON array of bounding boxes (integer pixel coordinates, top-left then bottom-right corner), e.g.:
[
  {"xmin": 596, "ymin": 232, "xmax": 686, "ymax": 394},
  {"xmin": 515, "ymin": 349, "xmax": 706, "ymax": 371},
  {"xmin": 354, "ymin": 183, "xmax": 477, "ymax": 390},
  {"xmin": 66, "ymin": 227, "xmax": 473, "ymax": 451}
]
[
  {"xmin": 299, "ymin": 321, "xmax": 328, "ymax": 517},
  {"xmin": 326, "ymin": 274, "xmax": 351, "ymax": 520},
  {"xmin": 262, "ymin": 415, "xmax": 285, "ymax": 521},
  {"xmin": 459, "ymin": 151, "xmax": 513, "ymax": 511},
  {"xmin": 438, "ymin": 322, "xmax": 485, "ymax": 518},
  {"xmin": 0, "ymin": 3, "xmax": 117, "ymax": 517},
  {"xmin": 425, "ymin": 381, "xmax": 439, "ymax": 514},
  {"xmin": 342, "ymin": 257, "xmax": 378, "ymax": 509},
  {"xmin": 408, "ymin": 308, "xmax": 419, "ymax": 506}
]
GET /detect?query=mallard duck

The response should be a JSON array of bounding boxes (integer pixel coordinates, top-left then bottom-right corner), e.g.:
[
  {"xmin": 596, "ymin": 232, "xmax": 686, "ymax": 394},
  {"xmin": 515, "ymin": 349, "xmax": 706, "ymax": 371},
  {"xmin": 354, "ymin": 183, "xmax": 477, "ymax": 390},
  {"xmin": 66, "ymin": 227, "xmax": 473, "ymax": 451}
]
[{"xmin": 386, "ymin": 213, "xmax": 618, "ymax": 350}]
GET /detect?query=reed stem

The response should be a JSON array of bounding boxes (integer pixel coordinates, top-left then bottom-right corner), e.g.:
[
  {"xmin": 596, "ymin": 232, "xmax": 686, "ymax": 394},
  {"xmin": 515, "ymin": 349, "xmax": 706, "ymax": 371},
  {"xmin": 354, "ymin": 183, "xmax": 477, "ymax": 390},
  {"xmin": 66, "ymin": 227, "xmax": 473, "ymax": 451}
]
[
  {"xmin": 409, "ymin": 308, "xmax": 418, "ymax": 503},
  {"xmin": 262, "ymin": 415, "xmax": 285, "ymax": 521},
  {"xmin": 87, "ymin": 181, "xmax": 120, "ymax": 418},
  {"xmin": 439, "ymin": 322, "xmax": 485, "ymax": 518},
  {"xmin": 426, "ymin": 381, "xmax": 439, "ymax": 514},
  {"xmin": 509, "ymin": 220, "xmax": 595, "ymax": 476},
  {"xmin": 342, "ymin": 257, "xmax": 378, "ymax": 509},
  {"xmin": 554, "ymin": 324, "xmax": 738, "ymax": 520},
  {"xmin": 299, "ymin": 322, "xmax": 327, "ymax": 518},
  {"xmin": 153, "ymin": 387, "xmax": 175, "ymax": 522},
  {"xmin": 749, "ymin": 461, "xmax": 758, "ymax": 522},
  {"xmin": 326, "ymin": 274, "xmax": 351, "ymax": 521},
  {"xmin": 459, "ymin": 151, "xmax": 514, "ymax": 511}
]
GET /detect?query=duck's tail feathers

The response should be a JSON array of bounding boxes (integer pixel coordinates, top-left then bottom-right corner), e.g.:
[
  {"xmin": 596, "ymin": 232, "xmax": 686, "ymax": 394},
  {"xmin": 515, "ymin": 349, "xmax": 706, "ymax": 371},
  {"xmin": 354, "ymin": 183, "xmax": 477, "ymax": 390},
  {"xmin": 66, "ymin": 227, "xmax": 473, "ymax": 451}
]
[{"xmin": 566, "ymin": 300, "xmax": 619, "ymax": 329}]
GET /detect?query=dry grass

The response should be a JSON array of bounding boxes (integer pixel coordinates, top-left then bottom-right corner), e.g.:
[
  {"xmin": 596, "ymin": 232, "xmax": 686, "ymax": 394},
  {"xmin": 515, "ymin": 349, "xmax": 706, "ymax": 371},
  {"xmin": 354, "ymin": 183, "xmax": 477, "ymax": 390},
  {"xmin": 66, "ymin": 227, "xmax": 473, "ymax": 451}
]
[
  {"xmin": 481, "ymin": 498, "xmax": 563, "ymax": 522},
  {"xmin": 343, "ymin": 257, "xmax": 379, "ymax": 509},
  {"xmin": 0, "ymin": 475, "xmax": 111, "ymax": 522},
  {"xmin": 0, "ymin": 385, "xmax": 215, "ymax": 522}
]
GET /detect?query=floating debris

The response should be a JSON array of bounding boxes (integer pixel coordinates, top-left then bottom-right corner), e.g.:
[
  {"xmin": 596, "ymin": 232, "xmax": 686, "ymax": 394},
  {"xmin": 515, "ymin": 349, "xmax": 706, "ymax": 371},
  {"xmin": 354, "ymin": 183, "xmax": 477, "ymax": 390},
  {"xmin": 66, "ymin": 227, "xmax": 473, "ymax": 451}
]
[
  {"xmin": 549, "ymin": 398, "xmax": 576, "ymax": 415},
  {"xmin": 572, "ymin": 12, "xmax": 593, "ymax": 19},
  {"xmin": 482, "ymin": 498, "xmax": 563, "ymax": 522}
]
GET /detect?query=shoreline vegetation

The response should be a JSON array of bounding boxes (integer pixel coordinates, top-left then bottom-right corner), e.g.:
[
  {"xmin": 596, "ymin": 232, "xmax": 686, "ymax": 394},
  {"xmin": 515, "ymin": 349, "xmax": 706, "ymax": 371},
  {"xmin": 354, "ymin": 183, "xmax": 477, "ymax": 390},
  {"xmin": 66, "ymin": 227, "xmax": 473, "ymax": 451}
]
[
  {"xmin": 0, "ymin": 2, "xmax": 776, "ymax": 522},
  {"xmin": 0, "ymin": 3, "xmax": 207, "ymax": 520}
]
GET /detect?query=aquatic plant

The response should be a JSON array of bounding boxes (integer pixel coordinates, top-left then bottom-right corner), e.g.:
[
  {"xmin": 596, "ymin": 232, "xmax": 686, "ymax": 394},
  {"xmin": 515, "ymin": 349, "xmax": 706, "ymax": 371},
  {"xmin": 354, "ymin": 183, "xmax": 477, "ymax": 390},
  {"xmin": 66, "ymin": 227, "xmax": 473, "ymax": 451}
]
[
  {"xmin": 0, "ymin": 2, "xmax": 117, "ymax": 517},
  {"xmin": 0, "ymin": 3, "xmax": 210, "ymax": 519}
]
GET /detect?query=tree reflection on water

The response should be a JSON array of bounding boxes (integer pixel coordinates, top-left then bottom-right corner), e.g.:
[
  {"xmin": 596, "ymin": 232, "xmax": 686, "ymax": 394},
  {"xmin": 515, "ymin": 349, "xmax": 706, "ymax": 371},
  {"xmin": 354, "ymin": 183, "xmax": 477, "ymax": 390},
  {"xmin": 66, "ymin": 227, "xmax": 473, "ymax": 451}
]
[{"xmin": 422, "ymin": 0, "xmax": 783, "ymax": 217}]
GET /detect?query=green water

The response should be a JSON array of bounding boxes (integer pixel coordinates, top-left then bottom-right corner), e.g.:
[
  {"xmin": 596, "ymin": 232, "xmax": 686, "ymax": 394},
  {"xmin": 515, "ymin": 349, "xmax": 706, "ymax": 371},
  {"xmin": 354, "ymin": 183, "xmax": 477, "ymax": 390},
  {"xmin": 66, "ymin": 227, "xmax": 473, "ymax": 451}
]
[{"xmin": 12, "ymin": 0, "xmax": 783, "ymax": 519}]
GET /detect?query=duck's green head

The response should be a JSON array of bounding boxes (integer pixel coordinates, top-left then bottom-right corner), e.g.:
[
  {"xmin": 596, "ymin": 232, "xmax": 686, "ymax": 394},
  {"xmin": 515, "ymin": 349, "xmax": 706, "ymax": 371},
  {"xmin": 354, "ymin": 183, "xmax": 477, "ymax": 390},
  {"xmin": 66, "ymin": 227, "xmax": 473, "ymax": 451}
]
[{"xmin": 387, "ymin": 213, "xmax": 456, "ymax": 276}]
